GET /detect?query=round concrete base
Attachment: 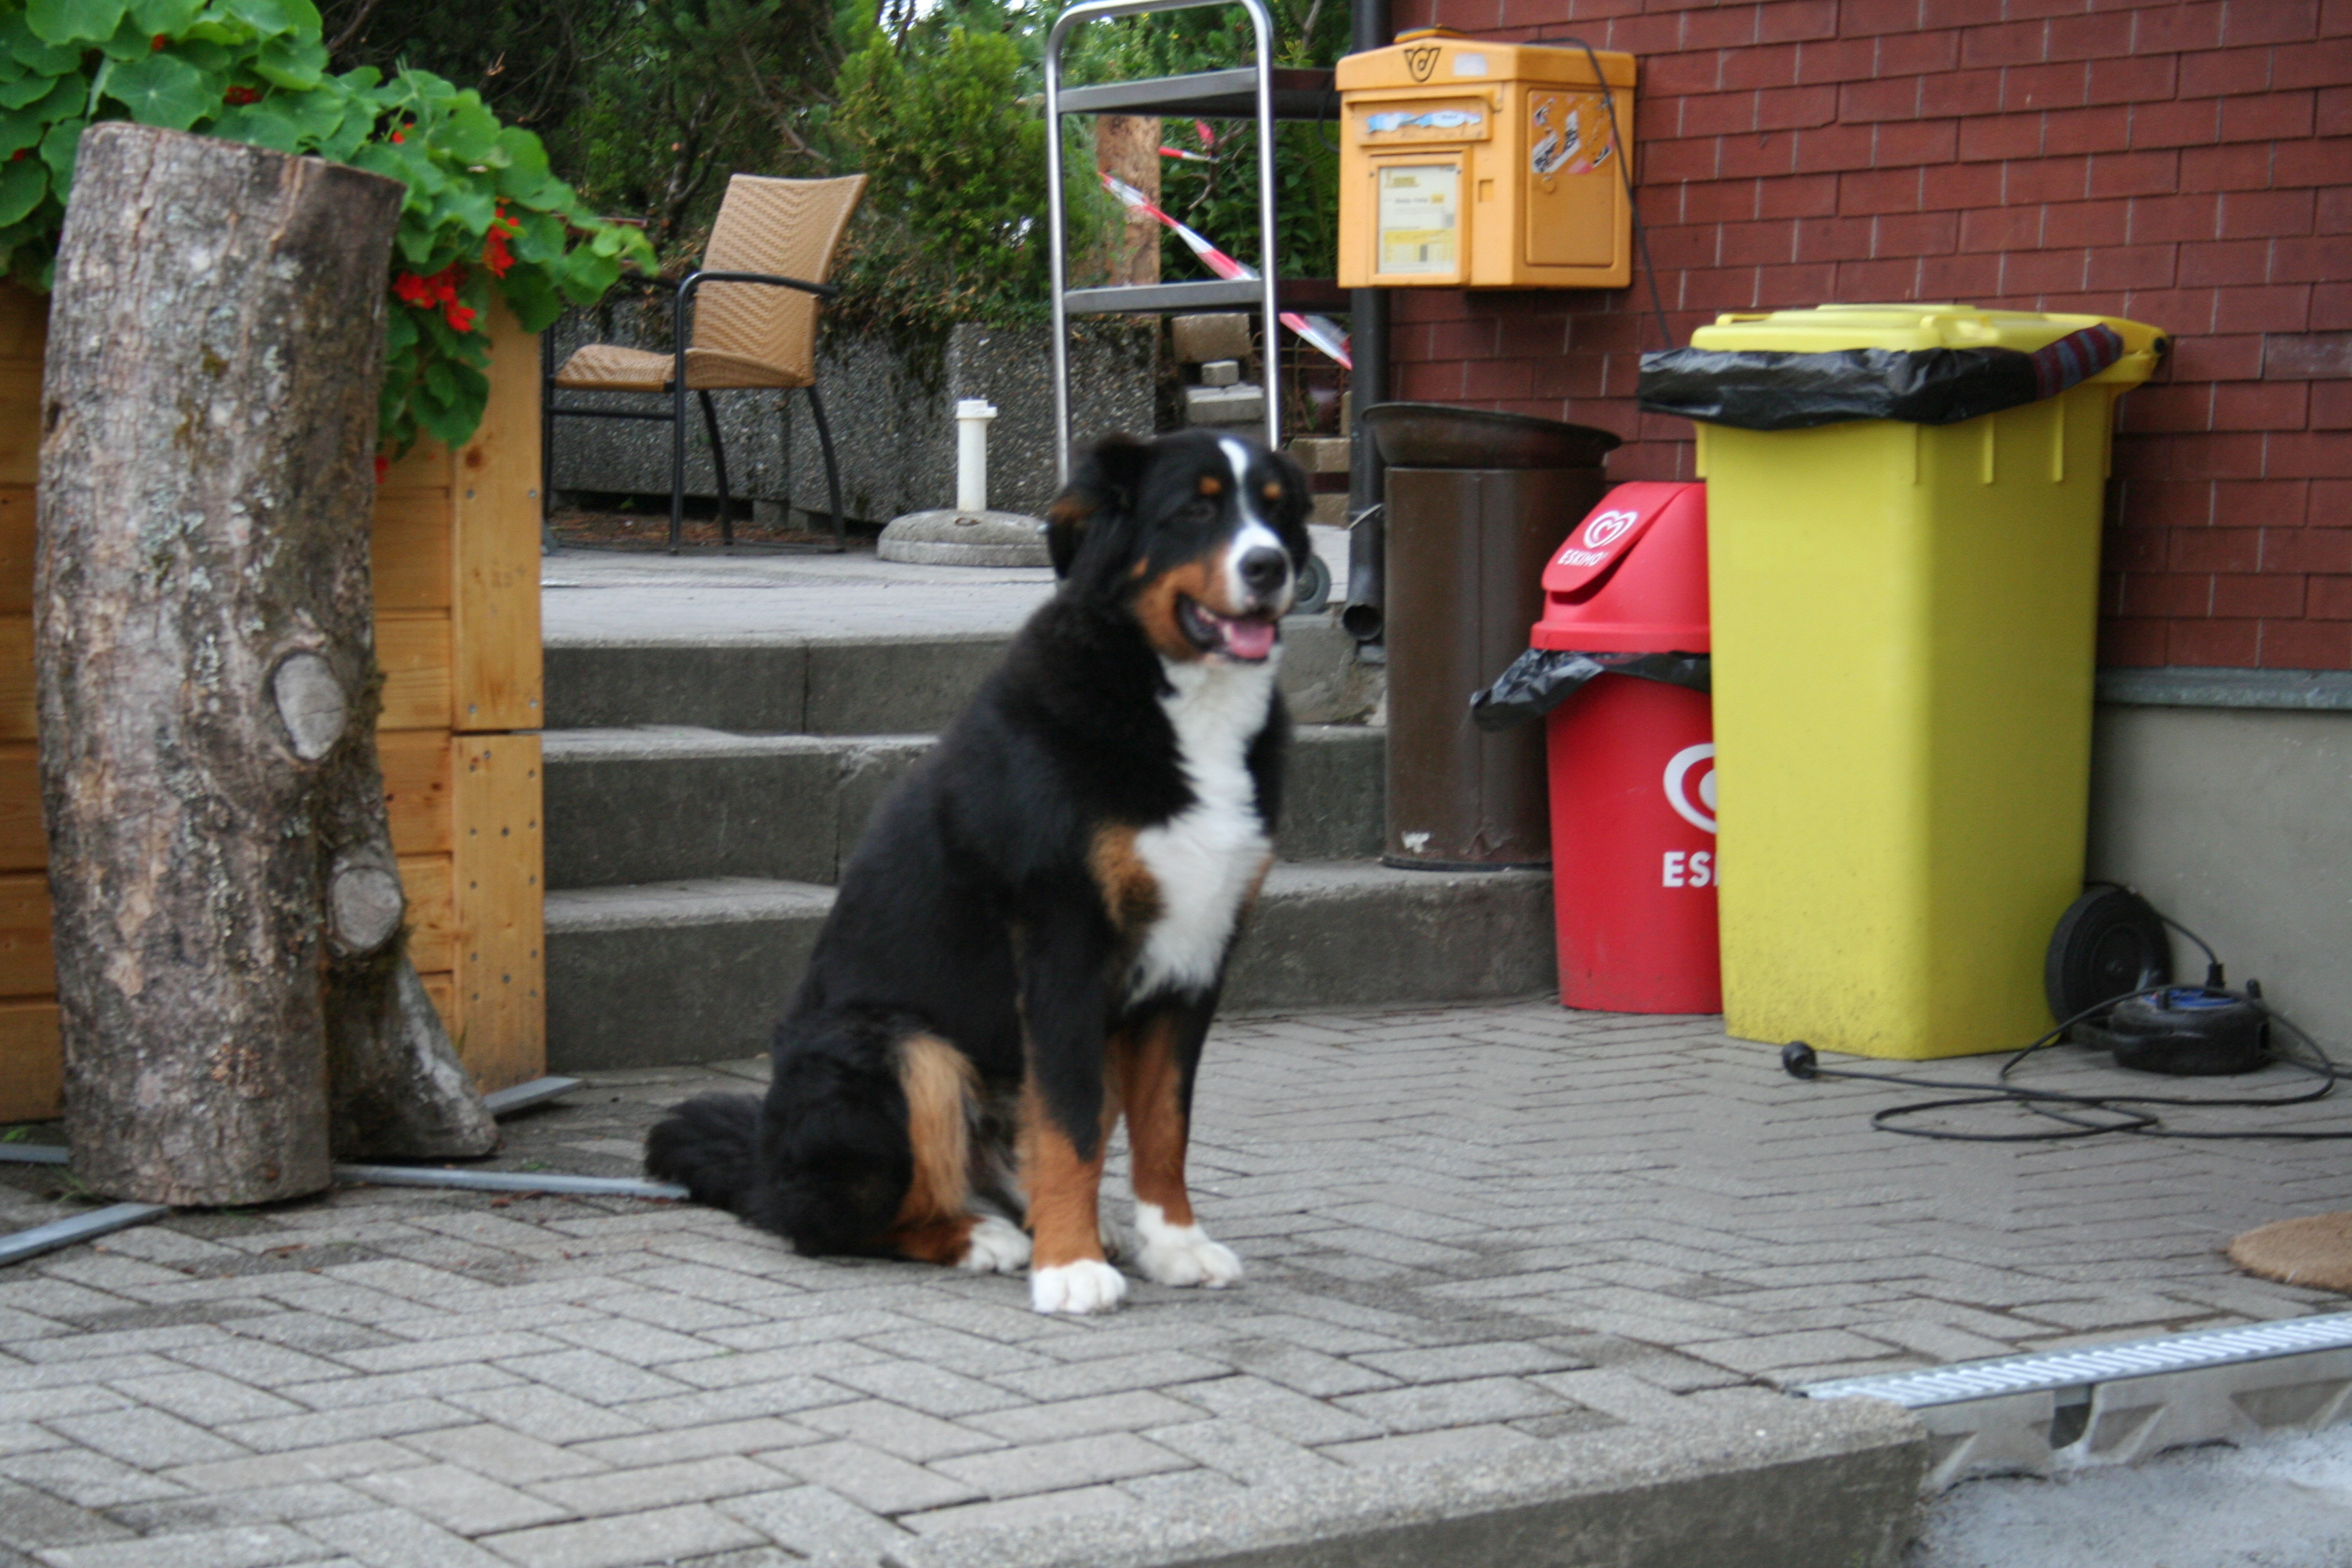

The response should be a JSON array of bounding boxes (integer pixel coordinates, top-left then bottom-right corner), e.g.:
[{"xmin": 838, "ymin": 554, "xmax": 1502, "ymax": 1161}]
[{"xmin": 877, "ymin": 509, "xmax": 1050, "ymax": 568}]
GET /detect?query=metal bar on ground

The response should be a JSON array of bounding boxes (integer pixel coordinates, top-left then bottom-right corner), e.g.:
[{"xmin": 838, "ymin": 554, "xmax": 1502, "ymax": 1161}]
[
  {"xmin": 333, "ymin": 1164, "xmax": 687, "ymax": 1200},
  {"xmin": 1802, "ymin": 1311, "xmax": 2352, "ymax": 1408},
  {"xmin": 0, "ymin": 1145, "xmax": 68, "ymax": 1164},
  {"xmin": 482, "ymin": 1077, "xmax": 582, "ymax": 1118},
  {"xmin": 0, "ymin": 1203, "xmax": 171, "ymax": 1267}
]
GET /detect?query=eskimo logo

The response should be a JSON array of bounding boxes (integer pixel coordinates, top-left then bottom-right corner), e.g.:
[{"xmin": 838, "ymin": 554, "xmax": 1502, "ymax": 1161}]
[
  {"xmin": 1404, "ymin": 44, "xmax": 1442, "ymax": 81},
  {"xmin": 1664, "ymin": 743, "xmax": 1716, "ymax": 834},
  {"xmin": 1582, "ymin": 509, "xmax": 1638, "ymax": 549}
]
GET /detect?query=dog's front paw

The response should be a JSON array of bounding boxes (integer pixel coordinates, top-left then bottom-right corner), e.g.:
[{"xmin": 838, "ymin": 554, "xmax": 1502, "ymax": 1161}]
[
  {"xmin": 958, "ymin": 1215, "xmax": 1032, "ymax": 1275},
  {"xmin": 1135, "ymin": 1202, "xmax": 1243, "ymax": 1288},
  {"xmin": 1030, "ymin": 1258, "xmax": 1128, "ymax": 1315}
]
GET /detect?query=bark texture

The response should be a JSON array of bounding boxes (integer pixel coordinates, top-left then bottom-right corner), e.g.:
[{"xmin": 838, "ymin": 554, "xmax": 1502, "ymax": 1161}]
[
  {"xmin": 1094, "ymin": 115, "xmax": 1162, "ymax": 287},
  {"xmin": 37, "ymin": 123, "xmax": 492, "ymax": 1207}
]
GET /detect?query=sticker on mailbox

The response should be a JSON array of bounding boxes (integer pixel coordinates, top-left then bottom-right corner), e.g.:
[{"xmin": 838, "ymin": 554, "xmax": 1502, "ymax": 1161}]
[{"xmin": 1546, "ymin": 497, "xmax": 1661, "ymax": 594}]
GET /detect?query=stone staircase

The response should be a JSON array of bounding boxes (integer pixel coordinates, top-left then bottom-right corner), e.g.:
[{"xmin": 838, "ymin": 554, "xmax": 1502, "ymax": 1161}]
[{"xmin": 539, "ymin": 618, "xmax": 1556, "ymax": 1071}]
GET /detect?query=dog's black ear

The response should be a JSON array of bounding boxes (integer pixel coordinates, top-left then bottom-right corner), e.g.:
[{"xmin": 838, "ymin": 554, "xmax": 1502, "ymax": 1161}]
[{"xmin": 1047, "ymin": 434, "xmax": 1154, "ymax": 578}]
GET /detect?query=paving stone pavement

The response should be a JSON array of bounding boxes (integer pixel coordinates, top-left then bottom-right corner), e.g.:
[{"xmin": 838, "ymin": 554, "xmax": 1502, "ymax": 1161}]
[{"xmin": 1, "ymin": 997, "xmax": 2347, "ymax": 1566}]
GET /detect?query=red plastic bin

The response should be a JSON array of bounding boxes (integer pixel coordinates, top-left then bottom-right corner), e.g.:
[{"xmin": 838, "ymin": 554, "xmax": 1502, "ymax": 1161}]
[{"xmin": 1536, "ymin": 481, "xmax": 1719, "ymax": 1014}]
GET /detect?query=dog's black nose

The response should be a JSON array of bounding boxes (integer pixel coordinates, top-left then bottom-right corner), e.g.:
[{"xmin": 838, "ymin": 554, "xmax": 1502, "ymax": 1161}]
[{"xmin": 1238, "ymin": 547, "xmax": 1290, "ymax": 597}]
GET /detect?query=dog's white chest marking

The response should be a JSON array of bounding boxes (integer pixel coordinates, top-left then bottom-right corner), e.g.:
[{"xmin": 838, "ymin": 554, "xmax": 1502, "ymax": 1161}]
[{"xmin": 1130, "ymin": 654, "xmax": 1277, "ymax": 998}]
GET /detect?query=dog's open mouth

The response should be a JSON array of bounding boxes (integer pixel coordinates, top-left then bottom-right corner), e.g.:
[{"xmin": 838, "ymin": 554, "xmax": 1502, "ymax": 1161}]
[{"xmin": 1177, "ymin": 596, "xmax": 1279, "ymax": 662}]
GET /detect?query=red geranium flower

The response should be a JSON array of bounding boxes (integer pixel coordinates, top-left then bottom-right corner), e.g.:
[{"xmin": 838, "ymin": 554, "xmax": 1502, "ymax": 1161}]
[
  {"xmin": 223, "ymin": 86, "xmax": 261, "ymax": 106},
  {"xmin": 151, "ymin": 33, "xmax": 166, "ymax": 50},
  {"xmin": 443, "ymin": 301, "xmax": 477, "ymax": 333}
]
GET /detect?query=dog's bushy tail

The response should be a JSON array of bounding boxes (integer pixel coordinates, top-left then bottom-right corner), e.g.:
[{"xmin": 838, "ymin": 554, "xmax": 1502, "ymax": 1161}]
[{"xmin": 644, "ymin": 1092, "xmax": 763, "ymax": 1213}]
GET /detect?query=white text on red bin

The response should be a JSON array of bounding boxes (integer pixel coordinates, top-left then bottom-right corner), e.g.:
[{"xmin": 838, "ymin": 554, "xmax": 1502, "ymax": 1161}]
[{"xmin": 1663, "ymin": 851, "xmax": 1715, "ymax": 888}]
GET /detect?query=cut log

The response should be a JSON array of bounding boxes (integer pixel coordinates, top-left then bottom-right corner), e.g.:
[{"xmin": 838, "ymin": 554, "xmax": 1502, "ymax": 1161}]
[
  {"xmin": 37, "ymin": 123, "xmax": 493, "ymax": 1207},
  {"xmin": 1095, "ymin": 115, "xmax": 1162, "ymax": 288}
]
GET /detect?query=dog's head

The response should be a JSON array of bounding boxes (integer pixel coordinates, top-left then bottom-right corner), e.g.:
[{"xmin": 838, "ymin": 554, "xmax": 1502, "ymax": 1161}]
[{"xmin": 1045, "ymin": 431, "xmax": 1313, "ymax": 666}]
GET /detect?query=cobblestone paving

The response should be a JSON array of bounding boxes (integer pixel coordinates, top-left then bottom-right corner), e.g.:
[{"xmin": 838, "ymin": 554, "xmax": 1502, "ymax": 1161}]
[{"xmin": 1, "ymin": 998, "xmax": 2345, "ymax": 1566}]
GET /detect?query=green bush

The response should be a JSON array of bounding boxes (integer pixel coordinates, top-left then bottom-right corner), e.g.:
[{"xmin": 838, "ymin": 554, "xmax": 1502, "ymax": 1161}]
[
  {"xmin": 1056, "ymin": 0, "xmax": 1346, "ymax": 282},
  {"xmin": 826, "ymin": 3, "xmax": 1108, "ymax": 334},
  {"xmin": 0, "ymin": 0, "xmax": 654, "ymax": 452}
]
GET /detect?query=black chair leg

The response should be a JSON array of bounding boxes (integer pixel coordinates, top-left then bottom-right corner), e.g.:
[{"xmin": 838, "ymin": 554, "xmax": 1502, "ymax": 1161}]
[
  {"xmin": 698, "ymin": 390, "xmax": 732, "ymax": 546},
  {"xmin": 806, "ymin": 383, "xmax": 845, "ymax": 553}
]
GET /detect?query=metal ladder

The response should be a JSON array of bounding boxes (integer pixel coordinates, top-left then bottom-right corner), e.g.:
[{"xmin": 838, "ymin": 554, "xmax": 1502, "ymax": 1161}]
[{"xmin": 1043, "ymin": 0, "xmax": 1341, "ymax": 480}]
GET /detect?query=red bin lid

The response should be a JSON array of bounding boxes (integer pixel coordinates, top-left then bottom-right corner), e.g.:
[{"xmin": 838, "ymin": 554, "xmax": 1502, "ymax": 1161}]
[{"xmin": 1533, "ymin": 480, "xmax": 1710, "ymax": 653}]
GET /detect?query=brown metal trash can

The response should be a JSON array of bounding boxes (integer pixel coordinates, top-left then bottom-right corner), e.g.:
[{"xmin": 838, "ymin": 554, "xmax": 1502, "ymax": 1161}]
[{"xmin": 1363, "ymin": 404, "xmax": 1618, "ymax": 870}]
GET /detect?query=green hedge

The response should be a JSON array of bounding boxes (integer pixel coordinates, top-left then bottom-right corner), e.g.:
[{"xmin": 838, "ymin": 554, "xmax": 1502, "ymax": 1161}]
[{"xmin": 0, "ymin": 0, "xmax": 654, "ymax": 453}]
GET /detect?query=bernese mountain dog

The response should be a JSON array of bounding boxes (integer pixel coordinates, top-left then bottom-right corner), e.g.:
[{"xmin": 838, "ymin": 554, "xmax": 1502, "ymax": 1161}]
[{"xmin": 644, "ymin": 429, "xmax": 1313, "ymax": 1315}]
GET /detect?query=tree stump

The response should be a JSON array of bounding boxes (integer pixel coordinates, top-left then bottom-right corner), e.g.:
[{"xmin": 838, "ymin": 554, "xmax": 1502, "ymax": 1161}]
[
  {"xmin": 37, "ymin": 123, "xmax": 495, "ymax": 1207},
  {"xmin": 1095, "ymin": 116, "xmax": 1162, "ymax": 288}
]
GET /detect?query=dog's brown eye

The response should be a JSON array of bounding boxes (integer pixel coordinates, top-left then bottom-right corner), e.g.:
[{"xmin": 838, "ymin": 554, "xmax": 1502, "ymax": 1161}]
[
  {"xmin": 1198, "ymin": 475, "xmax": 1223, "ymax": 497},
  {"xmin": 1261, "ymin": 481, "xmax": 1281, "ymax": 502}
]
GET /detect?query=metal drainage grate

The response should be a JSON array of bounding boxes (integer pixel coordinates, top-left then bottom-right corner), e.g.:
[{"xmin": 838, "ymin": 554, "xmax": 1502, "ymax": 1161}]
[{"xmin": 1799, "ymin": 1312, "xmax": 2352, "ymax": 1408}]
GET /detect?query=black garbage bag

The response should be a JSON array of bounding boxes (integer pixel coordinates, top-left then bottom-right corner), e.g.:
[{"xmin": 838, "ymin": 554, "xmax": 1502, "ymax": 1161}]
[
  {"xmin": 1636, "ymin": 323, "xmax": 2130, "ymax": 431},
  {"xmin": 1471, "ymin": 649, "xmax": 1712, "ymax": 731}
]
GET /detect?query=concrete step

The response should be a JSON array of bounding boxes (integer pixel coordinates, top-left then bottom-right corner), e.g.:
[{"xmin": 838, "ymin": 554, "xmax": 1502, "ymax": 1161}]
[
  {"xmin": 544, "ymin": 860, "xmax": 1556, "ymax": 1071},
  {"xmin": 544, "ymin": 616, "xmax": 1384, "ymax": 732},
  {"xmin": 542, "ymin": 724, "xmax": 1385, "ymax": 890}
]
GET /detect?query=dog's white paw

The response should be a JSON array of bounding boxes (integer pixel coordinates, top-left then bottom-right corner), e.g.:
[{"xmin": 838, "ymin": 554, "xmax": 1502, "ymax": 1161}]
[
  {"xmin": 1030, "ymin": 1258, "xmax": 1128, "ymax": 1315},
  {"xmin": 1135, "ymin": 1201, "xmax": 1243, "ymax": 1288},
  {"xmin": 958, "ymin": 1215, "xmax": 1031, "ymax": 1275}
]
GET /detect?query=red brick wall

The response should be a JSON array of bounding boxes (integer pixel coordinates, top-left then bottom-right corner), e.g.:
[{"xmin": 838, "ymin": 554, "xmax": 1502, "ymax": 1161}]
[{"xmin": 1382, "ymin": 0, "xmax": 2351, "ymax": 669}]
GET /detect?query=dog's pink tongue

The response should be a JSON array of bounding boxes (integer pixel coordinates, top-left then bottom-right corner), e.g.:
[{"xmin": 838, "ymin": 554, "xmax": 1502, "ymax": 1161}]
[{"xmin": 1224, "ymin": 617, "xmax": 1277, "ymax": 660}]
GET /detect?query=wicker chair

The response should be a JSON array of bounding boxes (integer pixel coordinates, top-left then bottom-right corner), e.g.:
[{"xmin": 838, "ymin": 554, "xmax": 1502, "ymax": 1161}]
[{"xmin": 544, "ymin": 172, "xmax": 868, "ymax": 552}]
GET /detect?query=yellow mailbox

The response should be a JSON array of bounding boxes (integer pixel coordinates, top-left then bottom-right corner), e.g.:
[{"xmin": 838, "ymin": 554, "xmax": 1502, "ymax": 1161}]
[{"xmin": 1336, "ymin": 31, "xmax": 1635, "ymax": 290}]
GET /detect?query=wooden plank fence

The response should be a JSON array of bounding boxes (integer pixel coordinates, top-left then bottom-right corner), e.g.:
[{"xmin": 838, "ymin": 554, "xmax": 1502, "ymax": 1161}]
[{"xmin": 0, "ymin": 286, "xmax": 546, "ymax": 1120}]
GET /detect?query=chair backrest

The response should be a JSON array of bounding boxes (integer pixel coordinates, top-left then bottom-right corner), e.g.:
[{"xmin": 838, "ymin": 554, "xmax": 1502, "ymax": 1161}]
[{"xmin": 692, "ymin": 174, "xmax": 868, "ymax": 382}]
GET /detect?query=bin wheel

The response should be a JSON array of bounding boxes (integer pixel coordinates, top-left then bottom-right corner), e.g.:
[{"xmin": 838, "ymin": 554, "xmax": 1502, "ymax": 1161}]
[{"xmin": 1294, "ymin": 553, "xmax": 1332, "ymax": 615}]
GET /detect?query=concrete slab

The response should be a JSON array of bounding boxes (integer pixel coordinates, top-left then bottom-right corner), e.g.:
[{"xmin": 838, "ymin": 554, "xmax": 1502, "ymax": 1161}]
[
  {"xmin": 542, "ymin": 726, "xmax": 1383, "ymax": 891},
  {"xmin": 543, "ymin": 862, "xmax": 1554, "ymax": 1070}
]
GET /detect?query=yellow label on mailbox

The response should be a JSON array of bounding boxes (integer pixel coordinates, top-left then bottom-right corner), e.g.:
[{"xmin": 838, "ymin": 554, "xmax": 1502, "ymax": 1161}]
[{"xmin": 1377, "ymin": 165, "xmax": 1459, "ymax": 274}]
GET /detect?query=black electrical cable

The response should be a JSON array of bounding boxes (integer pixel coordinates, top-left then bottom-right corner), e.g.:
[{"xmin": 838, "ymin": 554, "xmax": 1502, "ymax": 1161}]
[
  {"xmin": 1526, "ymin": 35, "xmax": 1675, "ymax": 351},
  {"xmin": 1781, "ymin": 980, "xmax": 2352, "ymax": 1144}
]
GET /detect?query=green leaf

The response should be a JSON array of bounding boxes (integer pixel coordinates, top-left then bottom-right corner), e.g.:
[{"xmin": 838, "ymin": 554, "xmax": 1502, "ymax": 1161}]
[
  {"xmin": 434, "ymin": 94, "xmax": 497, "ymax": 163},
  {"xmin": 0, "ymin": 154, "xmax": 47, "ymax": 227},
  {"xmin": 206, "ymin": 100, "xmax": 300, "ymax": 152},
  {"xmin": 128, "ymin": 0, "xmax": 202, "ymax": 33},
  {"xmin": 252, "ymin": 31, "xmax": 322, "ymax": 89},
  {"xmin": 39, "ymin": 114, "xmax": 80, "ymax": 193},
  {"xmin": 427, "ymin": 180, "xmax": 493, "ymax": 238},
  {"xmin": 1, "ymin": 10, "xmax": 82, "ymax": 72},
  {"xmin": 24, "ymin": 0, "xmax": 127, "ymax": 46},
  {"xmin": 497, "ymin": 268, "xmax": 562, "ymax": 333},
  {"xmin": 103, "ymin": 51, "xmax": 210, "ymax": 129},
  {"xmin": 221, "ymin": 0, "xmax": 304, "ymax": 39}
]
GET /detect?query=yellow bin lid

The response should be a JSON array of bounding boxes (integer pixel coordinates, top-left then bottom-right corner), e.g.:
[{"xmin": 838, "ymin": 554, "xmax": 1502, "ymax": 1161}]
[{"xmin": 1691, "ymin": 304, "xmax": 2166, "ymax": 387}]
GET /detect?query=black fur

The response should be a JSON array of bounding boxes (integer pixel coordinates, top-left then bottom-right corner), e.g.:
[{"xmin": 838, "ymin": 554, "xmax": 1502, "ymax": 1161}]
[{"xmin": 645, "ymin": 431, "xmax": 1313, "ymax": 1264}]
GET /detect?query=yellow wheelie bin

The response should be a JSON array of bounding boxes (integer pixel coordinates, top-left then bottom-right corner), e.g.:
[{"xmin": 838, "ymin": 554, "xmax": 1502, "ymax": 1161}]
[{"xmin": 1640, "ymin": 304, "xmax": 2166, "ymax": 1060}]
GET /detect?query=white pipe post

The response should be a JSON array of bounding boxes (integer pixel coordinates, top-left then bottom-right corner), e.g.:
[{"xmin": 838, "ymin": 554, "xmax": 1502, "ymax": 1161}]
[{"xmin": 956, "ymin": 399, "xmax": 997, "ymax": 514}]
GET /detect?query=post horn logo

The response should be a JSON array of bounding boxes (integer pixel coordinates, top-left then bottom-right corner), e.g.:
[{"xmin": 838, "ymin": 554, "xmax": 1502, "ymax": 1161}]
[{"xmin": 1403, "ymin": 44, "xmax": 1441, "ymax": 82}]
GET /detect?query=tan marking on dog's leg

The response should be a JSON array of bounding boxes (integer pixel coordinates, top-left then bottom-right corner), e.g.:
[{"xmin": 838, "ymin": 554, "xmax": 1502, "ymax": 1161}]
[
  {"xmin": 1019, "ymin": 1071, "xmax": 1117, "ymax": 1269},
  {"xmin": 1115, "ymin": 1017, "xmax": 1243, "ymax": 1289},
  {"xmin": 1114, "ymin": 1017, "xmax": 1192, "ymax": 1228},
  {"xmin": 877, "ymin": 1034, "xmax": 984, "ymax": 1267}
]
